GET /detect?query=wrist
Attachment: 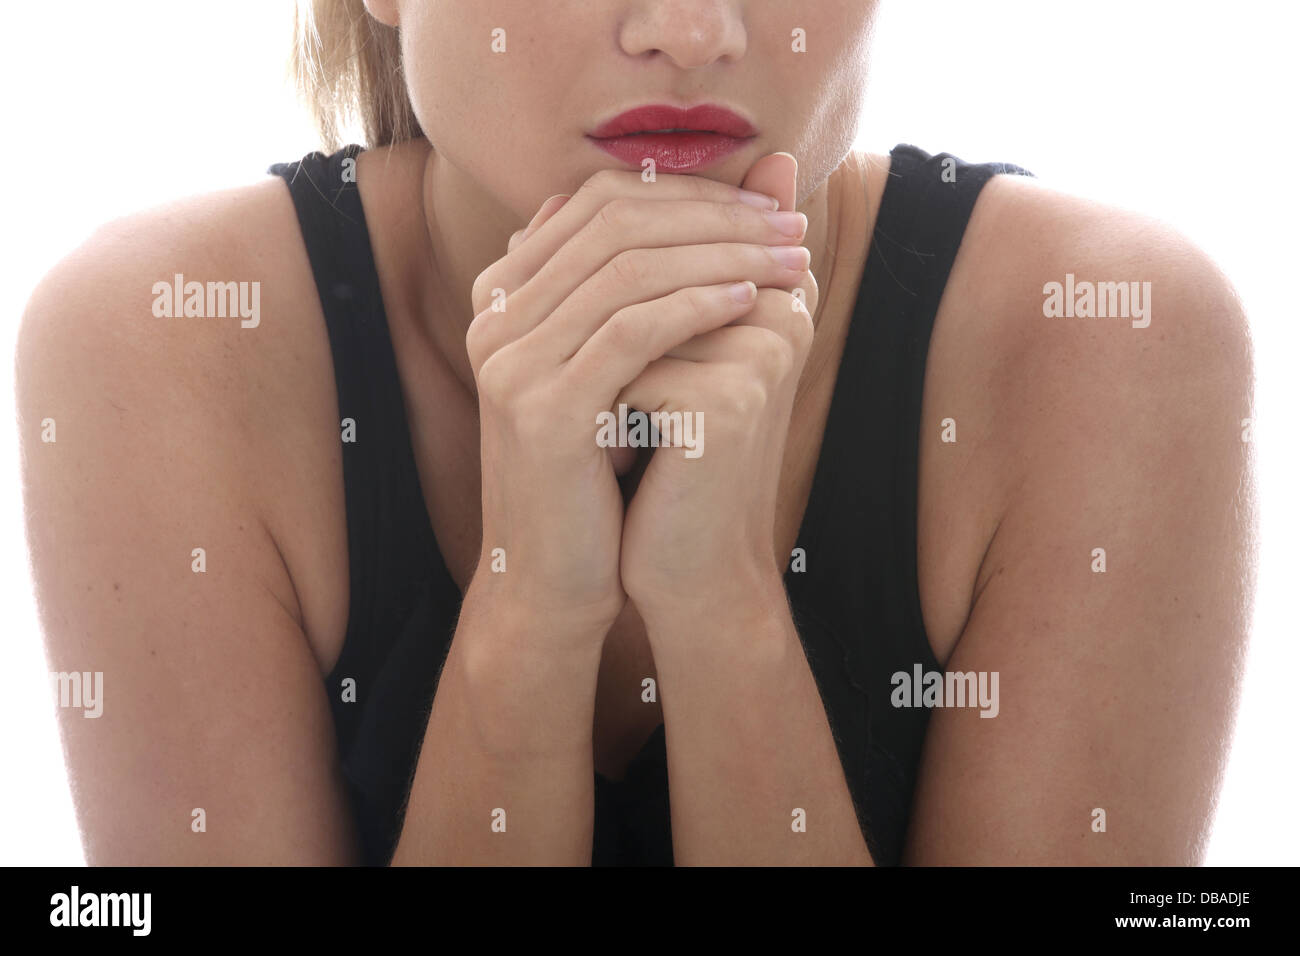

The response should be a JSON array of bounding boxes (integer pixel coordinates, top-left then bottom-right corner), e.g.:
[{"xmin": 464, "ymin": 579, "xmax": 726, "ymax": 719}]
[
  {"xmin": 466, "ymin": 558, "xmax": 624, "ymax": 641},
  {"xmin": 452, "ymin": 586, "xmax": 608, "ymax": 758},
  {"xmin": 633, "ymin": 563, "xmax": 790, "ymax": 649}
]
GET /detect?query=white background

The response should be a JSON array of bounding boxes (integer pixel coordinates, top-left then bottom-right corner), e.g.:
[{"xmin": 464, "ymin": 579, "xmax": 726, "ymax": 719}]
[{"xmin": 1, "ymin": 1, "xmax": 1294, "ymax": 865}]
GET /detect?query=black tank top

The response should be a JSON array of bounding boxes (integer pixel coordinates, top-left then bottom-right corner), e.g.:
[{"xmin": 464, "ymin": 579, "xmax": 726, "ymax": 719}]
[{"xmin": 269, "ymin": 144, "xmax": 1031, "ymax": 867}]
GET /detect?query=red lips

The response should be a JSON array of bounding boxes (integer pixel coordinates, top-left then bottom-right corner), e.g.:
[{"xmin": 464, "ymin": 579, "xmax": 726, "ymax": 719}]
[
  {"xmin": 590, "ymin": 104, "xmax": 758, "ymax": 139},
  {"xmin": 588, "ymin": 104, "xmax": 758, "ymax": 173}
]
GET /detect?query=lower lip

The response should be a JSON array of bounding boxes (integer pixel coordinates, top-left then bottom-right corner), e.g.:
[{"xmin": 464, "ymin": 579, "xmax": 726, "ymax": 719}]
[{"xmin": 588, "ymin": 131, "xmax": 754, "ymax": 172}]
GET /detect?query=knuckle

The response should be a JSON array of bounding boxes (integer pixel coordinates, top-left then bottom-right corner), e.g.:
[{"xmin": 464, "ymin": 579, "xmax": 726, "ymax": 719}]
[
  {"xmin": 464, "ymin": 313, "xmax": 492, "ymax": 368},
  {"xmin": 471, "ymin": 267, "xmax": 497, "ymax": 312},
  {"xmin": 792, "ymin": 304, "xmax": 815, "ymax": 351},
  {"xmin": 594, "ymin": 196, "xmax": 638, "ymax": 234},
  {"xmin": 475, "ymin": 351, "xmax": 521, "ymax": 406},
  {"xmin": 582, "ymin": 168, "xmax": 622, "ymax": 197},
  {"xmin": 773, "ymin": 334, "xmax": 798, "ymax": 380},
  {"xmin": 680, "ymin": 286, "xmax": 712, "ymax": 328},
  {"xmin": 608, "ymin": 248, "xmax": 655, "ymax": 287},
  {"xmin": 603, "ymin": 308, "xmax": 651, "ymax": 353},
  {"xmin": 799, "ymin": 276, "xmax": 820, "ymax": 325},
  {"xmin": 722, "ymin": 370, "xmax": 768, "ymax": 417},
  {"xmin": 752, "ymin": 243, "xmax": 784, "ymax": 273},
  {"xmin": 686, "ymin": 173, "xmax": 730, "ymax": 202},
  {"xmin": 752, "ymin": 328, "xmax": 794, "ymax": 381},
  {"xmin": 718, "ymin": 201, "xmax": 747, "ymax": 228},
  {"xmin": 755, "ymin": 287, "xmax": 813, "ymax": 356},
  {"xmin": 774, "ymin": 294, "xmax": 815, "ymax": 352}
]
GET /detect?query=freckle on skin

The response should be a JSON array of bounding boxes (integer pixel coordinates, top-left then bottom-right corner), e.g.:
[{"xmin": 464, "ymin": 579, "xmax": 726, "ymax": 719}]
[{"xmin": 113, "ymin": 582, "xmax": 120, "ymax": 591}]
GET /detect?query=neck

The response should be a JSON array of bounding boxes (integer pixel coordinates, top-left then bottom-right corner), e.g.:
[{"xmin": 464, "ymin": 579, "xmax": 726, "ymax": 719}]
[{"xmin": 415, "ymin": 143, "xmax": 843, "ymax": 396}]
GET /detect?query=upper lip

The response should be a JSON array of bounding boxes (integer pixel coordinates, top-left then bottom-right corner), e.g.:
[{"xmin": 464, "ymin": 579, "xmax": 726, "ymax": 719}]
[{"xmin": 589, "ymin": 103, "xmax": 757, "ymax": 139}]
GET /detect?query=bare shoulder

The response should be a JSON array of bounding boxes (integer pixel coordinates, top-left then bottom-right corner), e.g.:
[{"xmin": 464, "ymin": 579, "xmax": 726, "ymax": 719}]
[
  {"xmin": 18, "ymin": 175, "xmax": 318, "ymax": 413},
  {"xmin": 19, "ymin": 176, "xmax": 315, "ymax": 411},
  {"xmin": 961, "ymin": 170, "xmax": 1249, "ymax": 351},
  {"xmin": 17, "ymin": 175, "xmax": 345, "ymax": 658},
  {"xmin": 15, "ymin": 177, "xmax": 358, "ymax": 862},
  {"xmin": 920, "ymin": 166, "xmax": 1254, "ymax": 664},
  {"xmin": 946, "ymin": 171, "xmax": 1252, "ymax": 506},
  {"xmin": 906, "ymin": 171, "xmax": 1255, "ymax": 863}
]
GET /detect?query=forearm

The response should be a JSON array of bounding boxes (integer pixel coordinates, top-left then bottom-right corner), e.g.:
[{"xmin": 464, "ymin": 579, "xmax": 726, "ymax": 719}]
[
  {"xmin": 643, "ymin": 577, "xmax": 875, "ymax": 866},
  {"xmin": 389, "ymin": 578, "xmax": 608, "ymax": 865}
]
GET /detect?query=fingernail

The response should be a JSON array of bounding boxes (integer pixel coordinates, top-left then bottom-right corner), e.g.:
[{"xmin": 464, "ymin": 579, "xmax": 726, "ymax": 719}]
[
  {"xmin": 737, "ymin": 189, "xmax": 781, "ymax": 210},
  {"xmin": 726, "ymin": 281, "xmax": 757, "ymax": 302},
  {"xmin": 769, "ymin": 245, "xmax": 811, "ymax": 270},
  {"xmin": 764, "ymin": 210, "xmax": 807, "ymax": 238}
]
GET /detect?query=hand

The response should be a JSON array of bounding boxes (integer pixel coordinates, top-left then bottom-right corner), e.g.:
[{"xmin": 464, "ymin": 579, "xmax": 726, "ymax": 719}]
[
  {"xmin": 616, "ymin": 154, "xmax": 819, "ymax": 630},
  {"xmin": 465, "ymin": 164, "xmax": 811, "ymax": 641}
]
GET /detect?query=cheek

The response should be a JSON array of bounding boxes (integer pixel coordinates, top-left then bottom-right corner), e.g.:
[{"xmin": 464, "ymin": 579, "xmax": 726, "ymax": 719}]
[
  {"xmin": 765, "ymin": 4, "xmax": 875, "ymax": 131},
  {"xmin": 399, "ymin": 4, "xmax": 587, "ymax": 212},
  {"xmin": 772, "ymin": 19, "xmax": 875, "ymax": 204},
  {"xmin": 399, "ymin": 5, "xmax": 495, "ymax": 148}
]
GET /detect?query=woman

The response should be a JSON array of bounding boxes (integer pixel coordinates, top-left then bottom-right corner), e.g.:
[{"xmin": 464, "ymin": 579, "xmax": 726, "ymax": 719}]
[{"xmin": 17, "ymin": 0, "xmax": 1255, "ymax": 866}]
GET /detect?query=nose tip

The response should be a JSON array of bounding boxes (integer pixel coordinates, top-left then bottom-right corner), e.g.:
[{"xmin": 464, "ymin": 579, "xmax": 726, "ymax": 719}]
[
  {"xmin": 666, "ymin": 25, "xmax": 729, "ymax": 69},
  {"xmin": 620, "ymin": 1, "xmax": 747, "ymax": 69}
]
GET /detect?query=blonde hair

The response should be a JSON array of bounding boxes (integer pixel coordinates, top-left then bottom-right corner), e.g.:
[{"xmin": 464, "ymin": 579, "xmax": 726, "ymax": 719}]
[{"xmin": 292, "ymin": 0, "xmax": 422, "ymax": 149}]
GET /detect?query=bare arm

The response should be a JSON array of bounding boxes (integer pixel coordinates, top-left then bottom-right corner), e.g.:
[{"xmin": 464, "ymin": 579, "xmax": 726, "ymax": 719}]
[
  {"xmin": 18, "ymin": 192, "xmax": 621, "ymax": 866},
  {"xmin": 17, "ymin": 232, "xmax": 359, "ymax": 865},
  {"xmin": 644, "ymin": 587, "xmax": 876, "ymax": 865},
  {"xmin": 904, "ymin": 192, "xmax": 1256, "ymax": 864},
  {"xmin": 395, "ymin": 165, "xmax": 815, "ymax": 864},
  {"xmin": 387, "ymin": 581, "xmax": 607, "ymax": 865}
]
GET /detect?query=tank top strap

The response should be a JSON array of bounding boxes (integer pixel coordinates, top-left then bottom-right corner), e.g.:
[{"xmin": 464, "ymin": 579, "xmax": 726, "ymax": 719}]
[
  {"xmin": 269, "ymin": 147, "xmax": 456, "ymax": 864},
  {"xmin": 861, "ymin": 144, "xmax": 1034, "ymax": 665},
  {"xmin": 784, "ymin": 144, "xmax": 1033, "ymax": 866},
  {"xmin": 268, "ymin": 143, "xmax": 441, "ymax": 629}
]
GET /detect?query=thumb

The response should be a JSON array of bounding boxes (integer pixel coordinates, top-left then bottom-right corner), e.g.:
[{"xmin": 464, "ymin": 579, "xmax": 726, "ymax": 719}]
[{"xmin": 740, "ymin": 152, "xmax": 798, "ymax": 212}]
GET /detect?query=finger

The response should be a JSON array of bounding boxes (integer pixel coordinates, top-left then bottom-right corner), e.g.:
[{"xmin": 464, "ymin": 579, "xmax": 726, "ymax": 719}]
[
  {"xmin": 507, "ymin": 195, "xmax": 569, "ymax": 254},
  {"xmin": 476, "ymin": 233, "xmax": 808, "ymax": 366},
  {"xmin": 663, "ymin": 325, "xmax": 759, "ymax": 363},
  {"xmin": 663, "ymin": 289, "xmax": 810, "ymax": 381},
  {"xmin": 482, "ymin": 170, "xmax": 780, "ymax": 304},
  {"xmin": 565, "ymin": 280, "xmax": 758, "ymax": 400},
  {"xmin": 725, "ymin": 286, "xmax": 815, "ymax": 357},
  {"xmin": 612, "ymin": 357, "xmax": 748, "ymax": 458},
  {"xmin": 539, "ymin": 241, "xmax": 809, "ymax": 364},
  {"xmin": 751, "ymin": 262, "xmax": 818, "ymax": 325},
  {"xmin": 520, "ymin": 194, "xmax": 571, "ymax": 244},
  {"xmin": 740, "ymin": 152, "xmax": 799, "ymax": 213},
  {"xmin": 510, "ymin": 200, "xmax": 806, "ymax": 344},
  {"xmin": 787, "ymin": 267, "xmax": 818, "ymax": 323},
  {"xmin": 611, "ymin": 356, "xmax": 697, "ymax": 419}
]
